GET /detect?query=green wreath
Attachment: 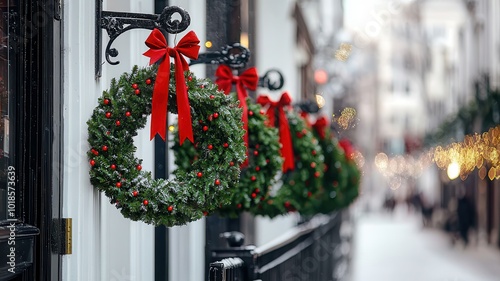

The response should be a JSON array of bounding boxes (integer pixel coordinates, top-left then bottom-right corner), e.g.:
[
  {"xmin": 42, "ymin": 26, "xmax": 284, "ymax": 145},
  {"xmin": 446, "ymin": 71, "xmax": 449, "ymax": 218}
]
[
  {"xmin": 256, "ymin": 110, "xmax": 324, "ymax": 218},
  {"xmin": 337, "ymin": 156, "xmax": 361, "ymax": 208},
  {"xmin": 303, "ymin": 131, "xmax": 348, "ymax": 215},
  {"xmin": 87, "ymin": 65, "xmax": 246, "ymax": 226},
  {"xmin": 174, "ymin": 98, "xmax": 282, "ymax": 217}
]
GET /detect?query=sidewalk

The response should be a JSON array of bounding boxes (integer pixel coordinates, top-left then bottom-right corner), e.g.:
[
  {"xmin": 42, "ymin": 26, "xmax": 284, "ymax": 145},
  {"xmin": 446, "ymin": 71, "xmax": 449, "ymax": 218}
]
[{"xmin": 348, "ymin": 207, "xmax": 500, "ymax": 281}]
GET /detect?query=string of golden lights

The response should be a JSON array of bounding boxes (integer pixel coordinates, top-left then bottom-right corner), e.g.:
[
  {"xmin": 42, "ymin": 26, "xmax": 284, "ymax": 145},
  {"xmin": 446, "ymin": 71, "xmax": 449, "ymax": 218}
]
[{"xmin": 374, "ymin": 126, "xmax": 500, "ymax": 187}]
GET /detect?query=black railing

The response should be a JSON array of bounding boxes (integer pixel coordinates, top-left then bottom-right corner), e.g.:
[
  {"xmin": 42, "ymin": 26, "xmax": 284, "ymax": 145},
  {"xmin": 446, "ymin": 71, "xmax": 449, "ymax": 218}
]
[
  {"xmin": 209, "ymin": 257, "xmax": 245, "ymax": 281},
  {"xmin": 208, "ymin": 212, "xmax": 351, "ymax": 281}
]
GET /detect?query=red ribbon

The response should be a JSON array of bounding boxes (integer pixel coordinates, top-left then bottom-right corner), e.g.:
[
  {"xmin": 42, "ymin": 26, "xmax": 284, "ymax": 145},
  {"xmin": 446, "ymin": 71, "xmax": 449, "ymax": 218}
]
[
  {"xmin": 215, "ymin": 65, "xmax": 259, "ymax": 165},
  {"xmin": 257, "ymin": 92, "xmax": 295, "ymax": 172},
  {"xmin": 143, "ymin": 28, "xmax": 200, "ymax": 143},
  {"xmin": 312, "ymin": 116, "xmax": 329, "ymax": 140},
  {"xmin": 339, "ymin": 138, "xmax": 355, "ymax": 161}
]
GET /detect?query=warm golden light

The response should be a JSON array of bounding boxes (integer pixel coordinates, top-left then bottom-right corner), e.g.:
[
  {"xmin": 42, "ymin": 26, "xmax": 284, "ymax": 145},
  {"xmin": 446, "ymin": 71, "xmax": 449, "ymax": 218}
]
[
  {"xmin": 374, "ymin": 153, "xmax": 389, "ymax": 170},
  {"xmin": 447, "ymin": 162, "xmax": 460, "ymax": 180},
  {"xmin": 168, "ymin": 125, "xmax": 175, "ymax": 132},
  {"xmin": 205, "ymin": 41, "xmax": 213, "ymax": 48},
  {"xmin": 334, "ymin": 43, "xmax": 352, "ymax": 62},
  {"xmin": 315, "ymin": 94, "xmax": 325, "ymax": 108}
]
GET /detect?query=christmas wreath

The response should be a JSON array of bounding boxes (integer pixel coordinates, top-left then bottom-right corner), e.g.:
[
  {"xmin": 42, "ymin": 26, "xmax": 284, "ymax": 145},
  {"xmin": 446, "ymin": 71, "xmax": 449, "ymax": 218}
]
[
  {"xmin": 87, "ymin": 30, "xmax": 246, "ymax": 226},
  {"xmin": 301, "ymin": 116, "xmax": 349, "ymax": 215},
  {"xmin": 337, "ymin": 139, "xmax": 361, "ymax": 208},
  {"xmin": 254, "ymin": 94, "xmax": 324, "ymax": 218},
  {"xmin": 174, "ymin": 99, "xmax": 282, "ymax": 217}
]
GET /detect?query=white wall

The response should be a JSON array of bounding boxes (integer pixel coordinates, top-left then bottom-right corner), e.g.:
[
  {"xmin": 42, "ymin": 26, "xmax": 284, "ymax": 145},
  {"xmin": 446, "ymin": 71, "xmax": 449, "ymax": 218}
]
[{"xmin": 62, "ymin": 0, "xmax": 155, "ymax": 280}]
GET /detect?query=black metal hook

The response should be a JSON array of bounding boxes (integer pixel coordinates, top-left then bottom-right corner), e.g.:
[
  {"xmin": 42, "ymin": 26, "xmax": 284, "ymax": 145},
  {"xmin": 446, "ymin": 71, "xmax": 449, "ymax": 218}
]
[
  {"xmin": 95, "ymin": 2, "xmax": 191, "ymax": 78},
  {"xmin": 189, "ymin": 43, "xmax": 250, "ymax": 69},
  {"xmin": 258, "ymin": 69, "xmax": 285, "ymax": 91}
]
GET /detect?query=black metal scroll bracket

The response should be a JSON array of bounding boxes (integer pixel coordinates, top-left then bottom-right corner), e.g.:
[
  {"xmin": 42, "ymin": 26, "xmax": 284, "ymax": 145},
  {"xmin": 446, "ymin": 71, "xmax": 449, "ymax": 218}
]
[
  {"xmin": 258, "ymin": 69, "xmax": 285, "ymax": 91},
  {"xmin": 95, "ymin": 2, "xmax": 191, "ymax": 78},
  {"xmin": 189, "ymin": 43, "xmax": 251, "ymax": 69}
]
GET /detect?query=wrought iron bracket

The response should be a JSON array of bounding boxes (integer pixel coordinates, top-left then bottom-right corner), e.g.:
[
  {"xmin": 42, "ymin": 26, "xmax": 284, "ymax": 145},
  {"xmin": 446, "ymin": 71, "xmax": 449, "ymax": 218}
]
[
  {"xmin": 189, "ymin": 43, "xmax": 250, "ymax": 69},
  {"xmin": 95, "ymin": 1, "xmax": 191, "ymax": 78},
  {"xmin": 258, "ymin": 69, "xmax": 285, "ymax": 91}
]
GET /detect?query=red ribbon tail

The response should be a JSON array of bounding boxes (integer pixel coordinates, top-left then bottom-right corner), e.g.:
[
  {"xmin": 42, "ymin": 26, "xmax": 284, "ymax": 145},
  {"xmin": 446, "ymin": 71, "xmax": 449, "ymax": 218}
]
[
  {"xmin": 279, "ymin": 109, "xmax": 295, "ymax": 172},
  {"xmin": 174, "ymin": 53, "xmax": 194, "ymax": 145},
  {"xmin": 150, "ymin": 59, "xmax": 170, "ymax": 141}
]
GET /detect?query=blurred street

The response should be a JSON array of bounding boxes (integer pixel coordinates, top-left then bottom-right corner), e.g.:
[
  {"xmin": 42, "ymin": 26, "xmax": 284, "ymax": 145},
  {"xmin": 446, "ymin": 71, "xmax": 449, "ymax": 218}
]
[{"xmin": 348, "ymin": 206, "xmax": 500, "ymax": 281}]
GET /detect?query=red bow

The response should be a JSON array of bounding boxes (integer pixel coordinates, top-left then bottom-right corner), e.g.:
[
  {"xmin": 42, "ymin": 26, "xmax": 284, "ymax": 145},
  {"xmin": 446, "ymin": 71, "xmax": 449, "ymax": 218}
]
[
  {"xmin": 312, "ymin": 116, "xmax": 329, "ymax": 140},
  {"xmin": 257, "ymin": 92, "xmax": 295, "ymax": 172},
  {"xmin": 143, "ymin": 28, "xmax": 200, "ymax": 143},
  {"xmin": 215, "ymin": 65, "xmax": 259, "ymax": 165}
]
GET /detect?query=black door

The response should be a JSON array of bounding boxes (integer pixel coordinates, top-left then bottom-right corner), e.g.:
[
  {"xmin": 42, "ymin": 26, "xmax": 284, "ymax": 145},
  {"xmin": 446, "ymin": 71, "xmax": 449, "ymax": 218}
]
[{"xmin": 0, "ymin": 0, "xmax": 62, "ymax": 280}]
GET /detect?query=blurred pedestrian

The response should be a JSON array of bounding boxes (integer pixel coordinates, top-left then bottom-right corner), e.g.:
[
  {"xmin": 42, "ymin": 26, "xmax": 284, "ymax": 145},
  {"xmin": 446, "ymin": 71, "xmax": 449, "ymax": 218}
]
[{"xmin": 456, "ymin": 189, "xmax": 475, "ymax": 246}]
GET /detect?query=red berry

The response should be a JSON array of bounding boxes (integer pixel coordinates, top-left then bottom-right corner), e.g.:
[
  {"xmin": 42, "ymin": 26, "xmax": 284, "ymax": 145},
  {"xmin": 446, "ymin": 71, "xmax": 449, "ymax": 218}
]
[
  {"xmin": 145, "ymin": 79, "xmax": 151, "ymax": 85},
  {"xmin": 106, "ymin": 131, "xmax": 111, "ymax": 135},
  {"xmin": 296, "ymin": 132, "xmax": 302, "ymax": 138},
  {"xmin": 199, "ymin": 120, "xmax": 203, "ymax": 124},
  {"xmin": 103, "ymin": 99, "xmax": 110, "ymax": 105},
  {"xmin": 110, "ymin": 164, "xmax": 116, "ymax": 170},
  {"xmin": 314, "ymin": 171, "xmax": 320, "ymax": 178},
  {"xmin": 188, "ymin": 76, "xmax": 193, "ymax": 81},
  {"xmin": 197, "ymin": 172, "xmax": 203, "ymax": 178},
  {"xmin": 203, "ymin": 211, "xmax": 209, "ymax": 216},
  {"xmin": 312, "ymin": 150, "xmax": 317, "ymax": 156},
  {"xmin": 253, "ymin": 150, "xmax": 259, "ymax": 156},
  {"xmin": 125, "ymin": 111, "xmax": 131, "ymax": 117},
  {"xmin": 213, "ymin": 112, "xmax": 219, "ymax": 119},
  {"xmin": 102, "ymin": 145, "xmax": 108, "ymax": 151},
  {"xmin": 230, "ymin": 161, "xmax": 235, "ymax": 166},
  {"xmin": 302, "ymin": 129, "xmax": 307, "ymax": 134},
  {"xmin": 237, "ymin": 203, "xmax": 242, "ymax": 209},
  {"xmin": 307, "ymin": 191, "xmax": 312, "ymax": 197},
  {"xmin": 310, "ymin": 162, "xmax": 316, "ymax": 168},
  {"xmin": 132, "ymin": 83, "xmax": 138, "ymax": 89},
  {"xmin": 266, "ymin": 159, "xmax": 270, "ymax": 163},
  {"xmin": 134, "ymin": 89, "xmax": 140, "ymax": 95},
  {"xmin": 255, "ymin": 188, "xmax": 260, "ymax": 193},
  {"xmin": 255, "ymin": 166, "xmax": 260, "ymax": 171},
  {"xmin": 215, "ymin": 179, "xmax": 221, "ymax": 185},
  {"xmin": 284, "ymin": 201, "xmax": 291, "ymax": 208},
  {"xmin": 132, "ymin": 191, "xmax": 138, "ymax": 197},
  {"xmin": 248, "ymin": 111, "xmax": 254, "ymax": 116},
  {"xmin": 105, "ymin": 112, "xmax": 112, "ymax": 118},
  {"xmin": 209, "ymin": 94, "xmax": 214, "ymax": 99},
  {"xmin": 259, "ymin": 110, "xmax": 265, "ymax": 115},
  {"xmin": 116, "ymin": 182, "xmax": 122, "ymax": 188},
  {"xmin": 136, "ymin": 165, "xmax": 142, "ymax": 171},
  {"xmin": 208, "ymin": 144, "xmax": 213, "ymax": 150},
  {"xmin": 208, "ymin": 115, "xmax": 213, "ymax": 121},
  {"xmin": 223, "ymin": 143, "xmax": 229, "ymax": 148},
  {"xmin": 203, "ymin": 126, "xmax": 209, "ymax": 132},
  {"xmin": 90, "ymin": 160, "xmax": 96, "ymax": 166},
  {"xmin": 143, "ymin": 200, "xmax": 149, "ymax": 206},
  {"xmin": 115, "ymin": 120, "xmax": 121, "ymax": 126},
  {"xmin": 91, "ymin": 149, "xmax": 99, "ymax": 156},
  {"xmin": 167, "ymin": 205, "xmax": 174, "ymax": 212},
  {"xmin": 200, "ymin": 85, "xmax": 205, "ymax": 89},
  {"xmin": 255, "ymin": 144, "xmax": 260, "ymax": 149},
  {"xmin": 251, "ymin": 176, "xmax": 256, "ymax": 181},
  {"xmin": 251, "ymin": 193, "xmax": 257, "ymax": 198}
]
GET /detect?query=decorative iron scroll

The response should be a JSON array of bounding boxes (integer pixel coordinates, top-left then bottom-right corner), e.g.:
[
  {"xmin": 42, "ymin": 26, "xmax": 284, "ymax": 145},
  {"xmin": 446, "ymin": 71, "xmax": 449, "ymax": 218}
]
[{"xmin": 95, "ymin": 3, "xmax": 191, "ymax": 78}]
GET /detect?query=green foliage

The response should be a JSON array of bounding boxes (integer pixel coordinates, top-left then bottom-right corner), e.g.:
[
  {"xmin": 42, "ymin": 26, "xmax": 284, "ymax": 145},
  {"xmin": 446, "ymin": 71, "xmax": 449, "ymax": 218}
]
[
  {"xmin": 87, "ymin": 65, "xmax": 246, "ymax": 226},
  {"xmin": 173, "ymin": 98, "xmax": 283, "ymax": 217},
  {"xmin": 301, "ymin": 128, "xmax": 349, "ymax": 215},
  {"xmin": 336, "ymin": 157, "xmax": 361, "ymax": 208},
  {"xmin": 255, "ymin": 111, "xmax": 324, "ymax": 218}
]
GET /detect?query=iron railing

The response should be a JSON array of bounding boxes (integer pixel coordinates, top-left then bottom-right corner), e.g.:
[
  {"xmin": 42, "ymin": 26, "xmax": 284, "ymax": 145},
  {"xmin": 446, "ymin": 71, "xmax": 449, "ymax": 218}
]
[{"xmin": 208, "ymin": 211, "xmax": 351, "ymax": 281}]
